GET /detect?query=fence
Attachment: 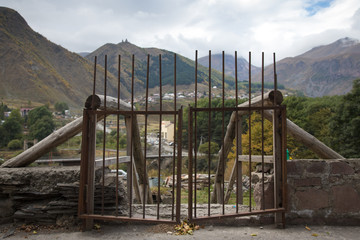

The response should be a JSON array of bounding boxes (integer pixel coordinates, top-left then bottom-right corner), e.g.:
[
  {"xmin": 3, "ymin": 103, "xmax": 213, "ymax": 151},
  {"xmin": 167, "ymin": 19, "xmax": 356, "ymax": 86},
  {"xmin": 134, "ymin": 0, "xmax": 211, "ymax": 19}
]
[{"xmin": 78, "ymin": 51, "xmax": 287, "ymax": 230}]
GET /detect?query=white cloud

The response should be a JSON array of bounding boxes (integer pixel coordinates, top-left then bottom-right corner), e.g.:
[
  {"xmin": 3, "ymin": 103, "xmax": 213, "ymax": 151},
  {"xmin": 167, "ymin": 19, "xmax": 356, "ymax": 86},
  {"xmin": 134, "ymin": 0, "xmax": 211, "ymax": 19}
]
[{"xmin": 1, "ymin": 0, "xmax": 360, "ymax": 65}]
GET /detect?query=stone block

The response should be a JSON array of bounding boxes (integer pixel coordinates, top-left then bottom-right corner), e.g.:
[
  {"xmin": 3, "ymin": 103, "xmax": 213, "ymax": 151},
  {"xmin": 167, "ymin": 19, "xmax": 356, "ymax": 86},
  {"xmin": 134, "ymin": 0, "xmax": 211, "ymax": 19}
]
[
  {"xmin": 294, "ymin": 177, "xmax": 321, "ymax": 187},
  {"xmin": 332, "ymin": 185, "xmax": 360, "ymax": 213},
  {"xmin": 330, "ymin": 162, "xmax": 355, "ymax": 175},
  {"xmin": 287, "ymin": 161, "xmax": 303, "ymax": 176},
  {"xmin": 295, "ymin": 189, "xmax": 329, "ymax": 210},
  {"xmin": 306, "ymin": 161, "xmax": 326, "ymax": 174},
  {"xmin": 254, "ymin": 182, "xmax": 274, "ymax": 210}
]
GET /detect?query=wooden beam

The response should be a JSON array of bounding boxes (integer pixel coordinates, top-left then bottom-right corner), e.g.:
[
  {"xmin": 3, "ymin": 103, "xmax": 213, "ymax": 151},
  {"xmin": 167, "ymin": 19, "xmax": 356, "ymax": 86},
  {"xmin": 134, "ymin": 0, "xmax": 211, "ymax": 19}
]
[
  {"xmin": 1, "ymin": 94, "xmax": 130, "ymax": 168},
  {"xmin": 263, "ymin": 110, "xmax": 344, "ymax": 159}
]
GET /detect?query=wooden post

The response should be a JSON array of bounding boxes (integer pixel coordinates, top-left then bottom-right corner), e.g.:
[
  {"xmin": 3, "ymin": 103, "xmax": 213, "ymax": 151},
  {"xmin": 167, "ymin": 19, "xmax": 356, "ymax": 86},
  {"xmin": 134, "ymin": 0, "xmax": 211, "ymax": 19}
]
[
  {"xmin": 125, "ymin": 115, "xmax": 152, "ymax": 204},
  {"xmin": 224, "ymin": 116, "xmax": 243, "ymax": 204},
  {"xmin": 273, "ymin": 108, "xmax": 284, "ymax": 228},
  {"xmin": 85, "ymin": 110, "xmax": 97, "ymax": 230}
]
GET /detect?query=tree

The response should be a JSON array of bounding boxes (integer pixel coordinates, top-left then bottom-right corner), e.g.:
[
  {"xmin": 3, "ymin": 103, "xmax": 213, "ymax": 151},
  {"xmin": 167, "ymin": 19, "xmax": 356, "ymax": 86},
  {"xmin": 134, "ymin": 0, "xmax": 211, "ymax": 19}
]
[
  {"xmin": 27, "ymin": 106, "xmax": 52, "ymax": 127},
  {"xmin": 330, "ymin": 79, "xmax": 360, "ymax": 157},
  {"xmin": 0, "ymin": 102, "xmax": 10, "ymax": 120},
  {"xmin": 8, "ymin": 139, "xmax": 22, "ymax": 150},
  {"xmin": 0, "ymin": 109, "xmax": 23, "ymax": 147},
  {"xmin": 198, "ymin": 141, "xmax": 220, "ymax": 154},
  {"xmin": 29, "ymin": 115, "xmax": 55, "ymax": 141},
  {"xmin": 28, "ymin": 106, "xmax": 55, "ymax": 141},
  {"xmin": 54, "ymin": 102, "xmax": 69, "ymax": 114}
]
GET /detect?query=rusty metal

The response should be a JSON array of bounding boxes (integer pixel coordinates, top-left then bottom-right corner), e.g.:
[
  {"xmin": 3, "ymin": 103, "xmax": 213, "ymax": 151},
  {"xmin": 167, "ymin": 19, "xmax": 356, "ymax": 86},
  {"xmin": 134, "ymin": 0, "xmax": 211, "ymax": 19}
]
[
  {"xmin": 194, "ymin": 50, "xmax": 198, "ymax": 218},
  {"xmin": 235, "ymin": 51, "xmax": 239, "ymax": 213},
  {"xmin": 157, "ymin": 54, "xmax": 162, "ymax": 219},
  {"xmin": 208, "ymin": 50, "xmax": 211, "ymax": 216},
  {"xmin": 79, "ymin": 50, "xmax": 287, "ymax": 228},
  {"xmin": 248, "ymin": 51, "xmax": 252, "ymax": 212},
  {"xmin": 261, "ymin": 52, "xmax": 265, "ymax": 210},
  {"xmin": 222, "ymin": 51, "xmax": 225, "ymax": 214},
  {"xmin": 172, "ymin": 53, "xmax": 177, "ymax": 220},
  {"xmin": 129, "ymin": 54, "xmax": 135, "ymax": 217},
  {"xmin": 144, "ymin": 54, "xmax": 150, "ymax": 218},
  {"xmin": 91, "ymin": 56, "xmax": 97, "ymax": 110},
  {"xmin": 115, "ymin": 55, "xmax": 121, "ymax": 216},
  {"xmin": 176, "ymin": 107, "xmax": 183, "ymax": 223},
  {"xmin": 188, "ymin": 105, "xmax": 193, "ymax": 220},
  {"xmin": 101, "ymin": 55, "xmax": 107, "ymax": 215}
]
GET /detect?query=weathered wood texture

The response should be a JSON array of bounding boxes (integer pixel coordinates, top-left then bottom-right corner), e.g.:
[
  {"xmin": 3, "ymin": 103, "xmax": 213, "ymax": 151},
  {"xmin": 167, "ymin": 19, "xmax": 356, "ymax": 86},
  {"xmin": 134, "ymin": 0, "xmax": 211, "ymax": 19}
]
[
  {"xmin": 263, "ymin": 110, "xmax": 344, "ymax": 159},
  {"xmin": 0, "ymin": 95, "xmax": 130, "ymax": 168}
]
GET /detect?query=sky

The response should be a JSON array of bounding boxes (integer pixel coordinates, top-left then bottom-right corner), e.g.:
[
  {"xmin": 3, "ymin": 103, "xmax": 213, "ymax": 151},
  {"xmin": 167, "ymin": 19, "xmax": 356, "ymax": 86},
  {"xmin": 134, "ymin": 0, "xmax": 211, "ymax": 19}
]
[{"xmin": 1, "ymin": 0, "xmax": 360, "ymax": 66}]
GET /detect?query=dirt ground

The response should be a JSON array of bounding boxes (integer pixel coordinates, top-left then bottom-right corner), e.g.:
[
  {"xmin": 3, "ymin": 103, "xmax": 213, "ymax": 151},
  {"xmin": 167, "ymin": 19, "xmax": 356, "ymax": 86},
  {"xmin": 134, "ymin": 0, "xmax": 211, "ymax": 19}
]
[{"xmin": 1, "ymin": 222, "xmax": 360, "ymax": 240}]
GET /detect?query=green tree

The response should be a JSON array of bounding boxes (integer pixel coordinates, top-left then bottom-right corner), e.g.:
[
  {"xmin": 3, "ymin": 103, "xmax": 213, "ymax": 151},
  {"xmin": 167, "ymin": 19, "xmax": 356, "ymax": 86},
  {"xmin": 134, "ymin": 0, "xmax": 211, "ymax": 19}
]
[
  {"xmin": 29, "ymin": 116, "xmax": 55, "ymax": 141},
  {"xmin": 54, "ymin": 102, "xmax": 69, "ymax": 114},
  {"xmin": 330, "ymin": 79, "xmax": 360, "ymax": 157},
  {"xmin": 28, "ymin": 106, "xmax": 55, "ymax": 141},
  {"xmin": 0, "ymin": 102, "xmax": 10, "ymax": 120},
  {"xmin": 27, "ymin": 106, "xmax": 52, "ymax": 127},
  {"xmin": 198, "ymin": 141, "xmax": 220, "ymax": 154},
  {"xmin": 0, "ymin": 109, "xmax": 23, "ymax": 147},
  {"xmin": 8, "ymin": 139, "xmax": 22, "ymax": 150}
]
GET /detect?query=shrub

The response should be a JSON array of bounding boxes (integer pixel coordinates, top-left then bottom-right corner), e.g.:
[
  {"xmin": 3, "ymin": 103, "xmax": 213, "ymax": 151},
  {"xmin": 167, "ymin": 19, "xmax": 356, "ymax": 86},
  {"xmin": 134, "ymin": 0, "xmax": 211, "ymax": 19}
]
[{"xmin": 8, "ymin": 139, "xmax": 22, "ymax": 150}]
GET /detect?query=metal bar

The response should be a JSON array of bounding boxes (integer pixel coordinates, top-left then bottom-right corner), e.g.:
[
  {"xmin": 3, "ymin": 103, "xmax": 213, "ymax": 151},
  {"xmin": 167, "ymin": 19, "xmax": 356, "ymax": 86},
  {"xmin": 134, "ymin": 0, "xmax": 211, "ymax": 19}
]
[
  {"xmin": 189, "ymin": 106, "xmax": 283, "ymax": 112},
  {"xmin": 190, "ymin": 208, "xmax": 286, "ymax": 222},
  {"xmin": 248, "ymin": 51, "xmax": 252, "ymax": 212},
  {"xmin": 188, "ymin": 106, "xmax": 193, "ymax": 220},
  {"xmin": 91, "ymin": 56, "xmax": 97, "ymax": 109},
  {"xmin": 281, "ymin": 106, "xmax": 287, "ymax": 227},
  {"xmin": 261, "ymin": 52, "xmax": 265, "ymax": 210},
  {"xmin": 175, "ymin": 107, "xmax": 183, "ymax": 223},
  {"xmin": 273, "ymin": 53, "xmax": 277, "ymax": 106},
  {"xmin": 208, "ymin": 50, "xmax": 211, "ymax": 216},
  {"xmin": 95, "ymin": 110, "xmax": 181, "ymax": 115},
  {"xmin": 115, "ymin": 55, "xmax": 121, "ymax": 216},
  {"xmin": 101, "ymin": 55, "xmax": 108, "ymax": 215},
  {"xmin": 222, "ymin": 51, "xmax": 225, "ymax": 214},
  {"xmin": 172, "ymin": 53, "xmax": 177, "ymax": 220},
  {"xmin": 235, "ymin": 51, "xmax": 239, "ymax": 213},
  {"xmin": 79, "ymin": 214, "xmax": 177, "ymax": 224},
  {"xmin": 144, "ymin": 54, "xmax": 150, "ymax": 218},
  {"xmin": 129, "ymin": 54, "xmax": 135, "ymax": 217},
  {"xmin": 157, "ymin": 54, "xmax": 162, "ymax": 219},
  {"xmin": 194, "ymin": 50, "xmax": 198, "ymax": 218}
]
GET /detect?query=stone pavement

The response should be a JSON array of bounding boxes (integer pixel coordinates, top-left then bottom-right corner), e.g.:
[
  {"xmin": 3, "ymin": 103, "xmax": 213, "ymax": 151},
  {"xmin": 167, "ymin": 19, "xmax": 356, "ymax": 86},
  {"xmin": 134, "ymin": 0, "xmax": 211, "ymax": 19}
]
[{"xmin": 1, "ymin": 223, "xmax": 359, "ymax": 240}]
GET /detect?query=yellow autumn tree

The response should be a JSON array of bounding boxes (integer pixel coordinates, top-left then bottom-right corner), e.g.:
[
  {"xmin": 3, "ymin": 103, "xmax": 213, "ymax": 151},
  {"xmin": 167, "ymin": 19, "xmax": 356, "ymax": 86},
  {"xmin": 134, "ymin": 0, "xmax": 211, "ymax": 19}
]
[{"xmin": 225, "ymin": 112, "xmax": 273, "ymax": 179}]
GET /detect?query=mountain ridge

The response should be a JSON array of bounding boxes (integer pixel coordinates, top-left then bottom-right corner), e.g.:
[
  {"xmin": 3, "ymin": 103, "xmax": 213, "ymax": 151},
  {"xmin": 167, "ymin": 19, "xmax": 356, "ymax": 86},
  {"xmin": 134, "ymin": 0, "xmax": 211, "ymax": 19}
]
[{"xmin": 0, "ymin": 7, "xmax": 125, "ymax": 108}]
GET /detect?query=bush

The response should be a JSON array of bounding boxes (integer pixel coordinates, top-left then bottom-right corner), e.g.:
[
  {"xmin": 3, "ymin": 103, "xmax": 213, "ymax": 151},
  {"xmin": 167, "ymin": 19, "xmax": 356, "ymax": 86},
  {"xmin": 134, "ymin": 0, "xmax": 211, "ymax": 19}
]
[{"xmin": 8, "ymin": 139, "xmax": 22, "ymax": 150}]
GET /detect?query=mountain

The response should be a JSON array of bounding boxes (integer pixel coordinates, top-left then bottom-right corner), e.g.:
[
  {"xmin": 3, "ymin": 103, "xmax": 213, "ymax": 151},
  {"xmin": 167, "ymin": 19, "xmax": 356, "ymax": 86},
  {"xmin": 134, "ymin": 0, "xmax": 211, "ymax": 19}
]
[
  {"xmin": 256, "ymin": 37, "xmax": 360, "ymax": 97},
  {"xmin": 0, "ymin": 7, "xmax": 125, "ymax": 108},
  {"xmin": 198, "ymin": 53, "xmax": 261, "ymax": 81},
  {"xmin": 85, "ymin": 41, "xmax": 235, "ymax": 95}
]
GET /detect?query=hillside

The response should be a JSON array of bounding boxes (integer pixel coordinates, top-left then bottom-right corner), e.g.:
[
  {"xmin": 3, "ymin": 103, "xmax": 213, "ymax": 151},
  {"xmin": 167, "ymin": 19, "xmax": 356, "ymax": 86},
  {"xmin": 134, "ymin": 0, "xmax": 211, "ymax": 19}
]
[
  {"xmin": 0, "ymin": 7, "xmax": 126, "ymax": 108},
  {"xmin": 198, "ymin": 53, "xmax": 261, "ymax": 81},
  {"xmin": 85, "ymin": 41, "xmax": 236, "ymax": 95},
  {"xmin": 254, "ymin": 37, "xmax": 360, "ymax": 97}
]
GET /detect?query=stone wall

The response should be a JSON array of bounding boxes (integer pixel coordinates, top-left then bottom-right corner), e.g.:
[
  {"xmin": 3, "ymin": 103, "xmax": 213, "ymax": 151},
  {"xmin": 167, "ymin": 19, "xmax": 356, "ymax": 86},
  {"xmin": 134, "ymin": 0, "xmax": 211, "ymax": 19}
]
[
  {"xmin": 287, "ymin": 159, "xmax": 360, "ymax": 225},
  {"xmin": 0, "ymin": 167, "xmax": 127, "ymax": 225}
]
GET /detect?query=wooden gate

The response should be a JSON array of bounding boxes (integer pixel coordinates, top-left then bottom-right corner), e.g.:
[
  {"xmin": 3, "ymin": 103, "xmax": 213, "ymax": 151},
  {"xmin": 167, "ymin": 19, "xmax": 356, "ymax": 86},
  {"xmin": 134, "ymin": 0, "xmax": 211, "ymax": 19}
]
[
  {"xmin": 78, "ymin": 51, "xmax": 287, "ymax": 230},
  {"xmin": 187, "ymin": 51, "xmax": 287, "ymax": 227}
]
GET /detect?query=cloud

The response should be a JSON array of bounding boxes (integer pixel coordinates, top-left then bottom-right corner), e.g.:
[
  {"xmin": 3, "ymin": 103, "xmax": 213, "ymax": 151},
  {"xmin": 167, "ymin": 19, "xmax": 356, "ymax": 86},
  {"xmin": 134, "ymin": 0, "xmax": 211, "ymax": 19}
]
[{"xmin": 1, "ymin": 0, "xmax": 360, "ymax": 65}]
